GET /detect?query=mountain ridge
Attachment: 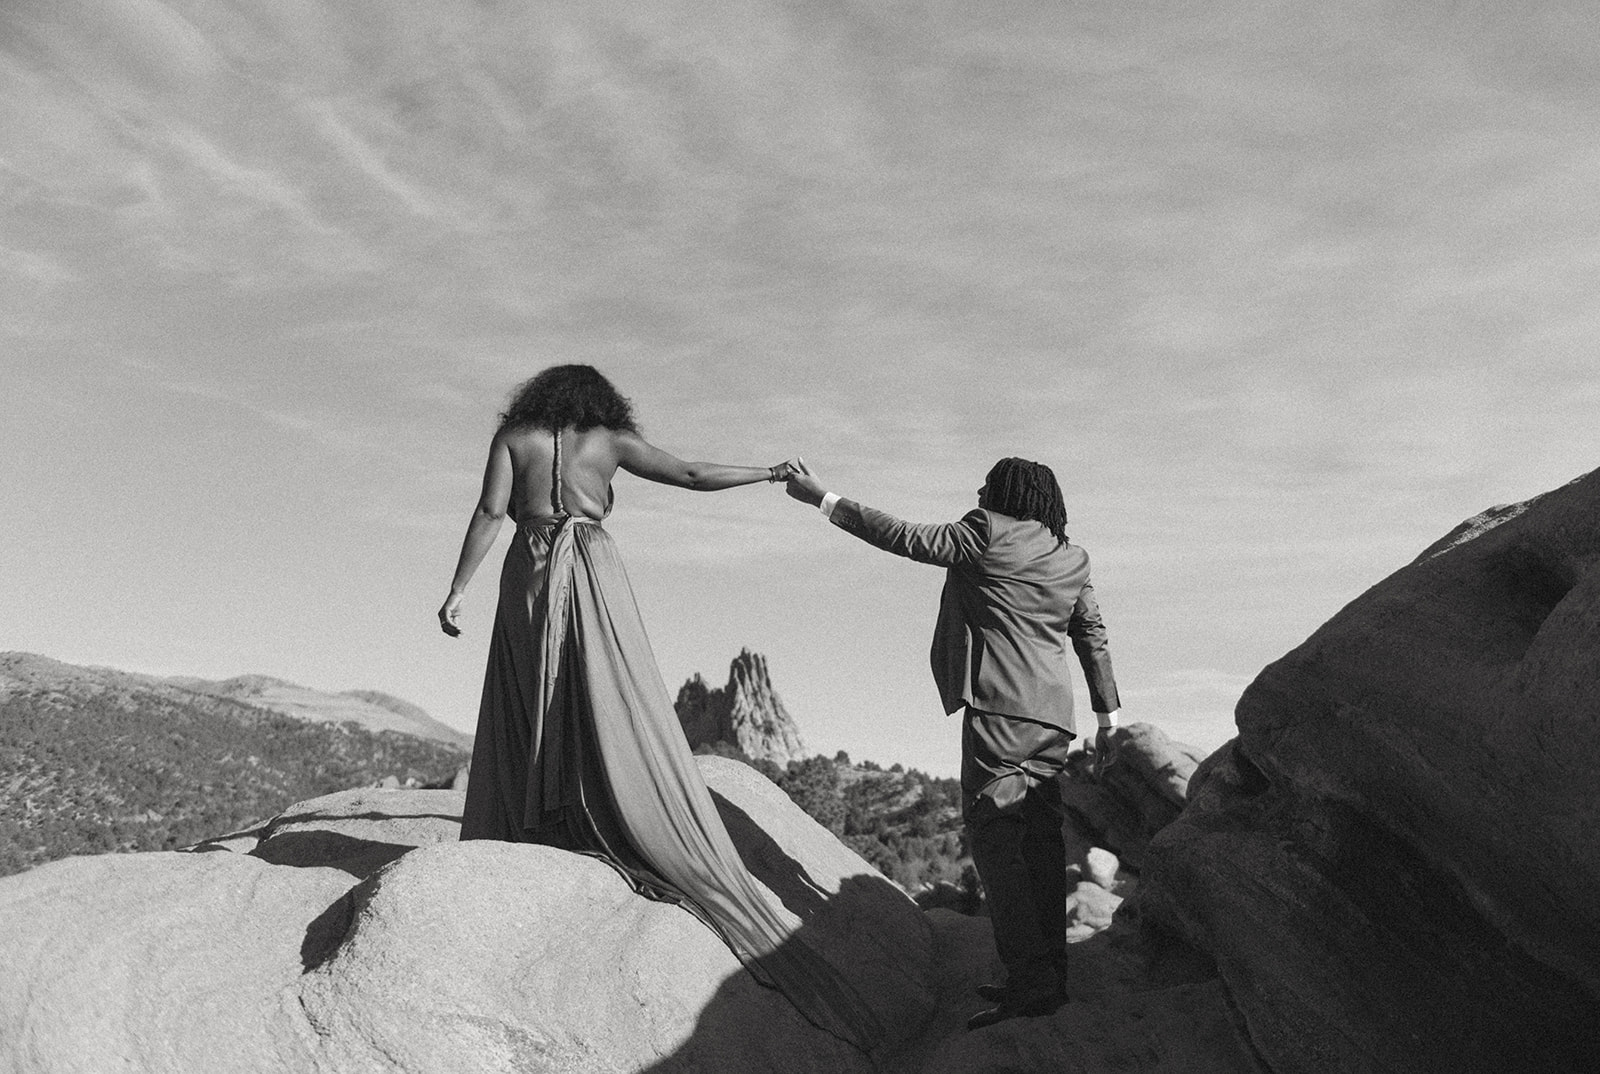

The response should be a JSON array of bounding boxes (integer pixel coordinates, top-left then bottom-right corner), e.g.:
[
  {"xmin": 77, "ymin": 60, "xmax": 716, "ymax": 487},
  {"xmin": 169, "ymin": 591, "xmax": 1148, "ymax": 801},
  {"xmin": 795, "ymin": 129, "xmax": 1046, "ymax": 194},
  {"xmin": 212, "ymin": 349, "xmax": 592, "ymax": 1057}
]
[
  {"xmin": 2, "ymin": 652, "xmax": 471, "ymax": 749},
  {"xmin": 0, "ymin": 652, "xmax": 471, "ymax": 875}
]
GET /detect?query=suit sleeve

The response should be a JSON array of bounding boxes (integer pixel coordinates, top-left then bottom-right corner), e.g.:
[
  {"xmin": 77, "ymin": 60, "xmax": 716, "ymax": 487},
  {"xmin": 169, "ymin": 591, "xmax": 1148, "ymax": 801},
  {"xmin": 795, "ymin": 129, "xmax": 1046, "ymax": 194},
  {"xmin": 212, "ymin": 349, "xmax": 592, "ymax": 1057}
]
[
  {"xmin": 827, "ymin": 501, "xmax": 988, "ymax": 568},
  {"xmin": 1068, "ymin": 579, "xmax": 1121, "ymax": 714}
]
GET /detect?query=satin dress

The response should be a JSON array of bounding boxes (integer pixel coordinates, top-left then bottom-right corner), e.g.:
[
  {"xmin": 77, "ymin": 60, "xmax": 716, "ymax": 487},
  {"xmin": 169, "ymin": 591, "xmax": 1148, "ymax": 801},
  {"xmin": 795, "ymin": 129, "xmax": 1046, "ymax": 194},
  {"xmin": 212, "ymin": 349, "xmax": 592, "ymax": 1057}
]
[{"xmin": 460, "ymin": 429, "xmax": 882, "ymax": 1048}]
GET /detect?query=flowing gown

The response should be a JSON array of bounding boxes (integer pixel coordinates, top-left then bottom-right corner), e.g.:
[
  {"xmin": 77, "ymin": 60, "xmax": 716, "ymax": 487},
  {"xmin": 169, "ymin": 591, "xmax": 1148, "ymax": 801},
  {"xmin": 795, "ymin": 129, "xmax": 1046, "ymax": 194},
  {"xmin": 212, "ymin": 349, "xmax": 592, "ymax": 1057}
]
[{"xmin": 459, "ymin": 431, "xmax": 882, "ymax": 1049}]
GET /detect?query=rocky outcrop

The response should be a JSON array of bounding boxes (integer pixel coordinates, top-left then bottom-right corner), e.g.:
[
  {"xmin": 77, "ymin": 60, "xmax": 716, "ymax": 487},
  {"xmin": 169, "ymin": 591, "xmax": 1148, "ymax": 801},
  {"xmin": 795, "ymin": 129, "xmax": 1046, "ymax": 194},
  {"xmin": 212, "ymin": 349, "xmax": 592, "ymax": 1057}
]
[
  {"xmin": 1136, "ymin": 469, "xmax": 1600, "ymax": 1073},
  {"xmin": 0, "ymin": 759, "xmax": 939, "ymax": 1073},
  {"xmin": 676, "ymin": 649, "xmax": 809, "ymax": 766},
  {"xmin": 0, "ymin": 752, "xmax": 1271, "ymax": 1073},
  {"xmin": 0, "ymin": 852, "xmax": 354, "ymax": 1072},
  {"xmin": 1059, "ymin": 721, "xmax": 1207, "ymax": 874},
  {"xmin": 27, "ymin": 454, "xmax": 1600, "ymax": 1074}
]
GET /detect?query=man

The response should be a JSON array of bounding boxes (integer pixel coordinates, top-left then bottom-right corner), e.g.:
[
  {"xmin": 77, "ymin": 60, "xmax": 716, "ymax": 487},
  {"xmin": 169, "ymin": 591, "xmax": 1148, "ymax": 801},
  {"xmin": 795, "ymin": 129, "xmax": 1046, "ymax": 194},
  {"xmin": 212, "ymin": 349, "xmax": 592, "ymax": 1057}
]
[{"xmin": 784, "ymin": 455, "xmax": 1122, "ymax": 1030}]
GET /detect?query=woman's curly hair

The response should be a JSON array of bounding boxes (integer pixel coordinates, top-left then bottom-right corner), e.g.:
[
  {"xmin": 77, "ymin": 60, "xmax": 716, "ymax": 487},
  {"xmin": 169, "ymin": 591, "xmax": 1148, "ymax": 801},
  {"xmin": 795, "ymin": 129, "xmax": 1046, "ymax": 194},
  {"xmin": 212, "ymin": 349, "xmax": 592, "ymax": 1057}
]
[
  {"xmin": 981, "ymin": 457, "xmax": 1069, "ymax": 544},
  {"xmin": 498, "ymin": 365, "xmax": 639, "ymax": 433}
]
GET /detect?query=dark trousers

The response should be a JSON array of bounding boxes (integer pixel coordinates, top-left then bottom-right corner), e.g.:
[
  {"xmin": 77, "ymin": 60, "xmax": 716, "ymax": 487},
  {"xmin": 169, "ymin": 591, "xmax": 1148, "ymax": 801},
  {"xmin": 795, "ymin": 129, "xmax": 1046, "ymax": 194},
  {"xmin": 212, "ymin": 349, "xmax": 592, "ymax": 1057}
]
[{"xmin": 961, "ymin": 707, "xmax": 1072, "ymax": 998}]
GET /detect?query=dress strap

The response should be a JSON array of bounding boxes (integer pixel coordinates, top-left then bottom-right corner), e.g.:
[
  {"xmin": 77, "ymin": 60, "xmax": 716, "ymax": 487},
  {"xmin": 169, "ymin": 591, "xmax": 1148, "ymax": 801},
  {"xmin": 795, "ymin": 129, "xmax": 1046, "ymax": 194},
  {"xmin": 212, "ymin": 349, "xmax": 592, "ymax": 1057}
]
[{"xmin": 550, "ymin": 427, "xmax": 566, "ymax": 516}]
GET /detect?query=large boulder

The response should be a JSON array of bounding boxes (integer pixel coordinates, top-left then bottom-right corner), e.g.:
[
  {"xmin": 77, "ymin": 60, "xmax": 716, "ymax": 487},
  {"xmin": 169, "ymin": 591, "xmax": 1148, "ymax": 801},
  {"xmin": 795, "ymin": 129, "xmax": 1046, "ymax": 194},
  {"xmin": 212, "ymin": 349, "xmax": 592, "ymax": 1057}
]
[
  {"xmin": 896, "ymin": 910, "xmax": 1263, "ymax": 1074},
  {"xmin": 0, "ymin": 851, "xmax": 356, "ymax": 1074},
  {"xmin": 0, "ymin": 757, "xmax": 933, "ymax": 1073},
  {"xmin": 699, "ymin": 756, "xmax": 935, "ymax": 1028},
  {"xmin": 1137, "ymin": 469, "xmax": 1600, "ymax": 1073},
  {"xmin": 297, "ymin": 842, "xmax": 876, "ymax": 1073}
]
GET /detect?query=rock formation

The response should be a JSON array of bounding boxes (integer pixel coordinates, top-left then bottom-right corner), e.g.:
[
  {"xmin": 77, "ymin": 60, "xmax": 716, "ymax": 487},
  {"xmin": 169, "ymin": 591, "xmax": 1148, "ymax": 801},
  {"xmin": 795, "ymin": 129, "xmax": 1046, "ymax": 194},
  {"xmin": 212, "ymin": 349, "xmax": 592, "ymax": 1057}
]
[
  {"xmin": 16, "ymin": 470, "xmax": 1600, "ymax": 1072},
  {"xmin": 676, "ymin": 649, "xmax": 809, "ymax": 766},
  {"xmin": 0, "ymin": 755, "xmax": 1266, "ymax": 1074},
  {"xmin": 0, "ymin": 759, "xmax": 936, "ymax": 1073},
  {"xmin": 1059, "ymin": 721, "xmax": 1208, "ymax": 874},
  {"xmin": 1135, "ymin": 469, "xmax": 1600, "ymax": 1073}
]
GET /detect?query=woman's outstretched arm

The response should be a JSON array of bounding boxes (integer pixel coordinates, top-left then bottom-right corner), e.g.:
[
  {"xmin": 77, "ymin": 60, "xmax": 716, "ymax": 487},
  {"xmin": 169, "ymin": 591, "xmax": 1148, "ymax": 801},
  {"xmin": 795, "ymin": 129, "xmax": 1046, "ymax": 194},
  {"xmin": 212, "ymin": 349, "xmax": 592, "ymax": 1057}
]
[
  {"xmin": 438, "ymin": 434, "xmax": 513, "ymax": 636},
  {"xmin": 615, "ymin": 429, "xmax": 794, "ymax": 491}
]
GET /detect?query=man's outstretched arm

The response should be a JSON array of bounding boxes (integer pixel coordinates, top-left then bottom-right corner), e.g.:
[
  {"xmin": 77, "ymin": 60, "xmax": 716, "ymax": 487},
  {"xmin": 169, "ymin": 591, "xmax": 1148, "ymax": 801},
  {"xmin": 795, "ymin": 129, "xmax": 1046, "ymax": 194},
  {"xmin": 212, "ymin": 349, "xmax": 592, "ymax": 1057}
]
[{"xmin": 783, "ymin": 458, "xmax": 985, "ymax": 567}]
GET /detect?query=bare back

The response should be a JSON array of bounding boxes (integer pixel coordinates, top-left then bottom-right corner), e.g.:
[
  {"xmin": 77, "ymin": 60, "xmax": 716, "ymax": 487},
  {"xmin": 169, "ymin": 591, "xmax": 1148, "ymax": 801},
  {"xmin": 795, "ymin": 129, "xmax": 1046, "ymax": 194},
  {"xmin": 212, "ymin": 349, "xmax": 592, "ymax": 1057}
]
[
  {"xmin": 501, "ymin": 425, "xmax": 622, "ymax": 523},
  {"xmin": 443, "ymin": 417, "xmax": 780, "ymax": 633}
]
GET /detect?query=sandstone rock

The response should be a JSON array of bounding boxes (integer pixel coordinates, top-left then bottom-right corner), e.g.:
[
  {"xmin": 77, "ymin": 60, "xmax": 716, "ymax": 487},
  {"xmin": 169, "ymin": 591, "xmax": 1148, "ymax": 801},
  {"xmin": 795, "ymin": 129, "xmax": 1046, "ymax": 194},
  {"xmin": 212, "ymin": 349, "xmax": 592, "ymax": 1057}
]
[
  {"xmin": 0, "ymin": 757, "xmax": 935, "ymax": 1073},
  {"xmin": 697, "ymin": 755, "xmax": 936, "ymax": 1041},
  {"xmin": 676, "ymin": 650, "xmax": 809, "ymax": 766},
  {"xmin": 1139, "ymin": 469, "xmax": 1600, "ymax": 1073},
  {"xmin": 1059, "ymin": 722, "xmax": 1207, "ymax": 872},
  {"xmin": 0, "ymin": 851, "xmax": 356, "ymax": 1074},
  {"xmin": 248, "ymin": 787, "xmax": 466, "ymax": 877},
  {"xmin": 892, "ymin": 911, "xmax": 1262, "ymax": 1074},
  {"xmin": 1083, "ymin": 847, "xmax": 1120, "ymax": 890},
  {"xmin": 1064, "ymin": 880, "xmax": 1122, "ymax": 940},
  {"xmin": 282, "ymin": 758, "xmax": 934, "ymax": 1071},
  {"xmin": 298, "ymin": 842, "xmax": 877, "ymax": 1073}
]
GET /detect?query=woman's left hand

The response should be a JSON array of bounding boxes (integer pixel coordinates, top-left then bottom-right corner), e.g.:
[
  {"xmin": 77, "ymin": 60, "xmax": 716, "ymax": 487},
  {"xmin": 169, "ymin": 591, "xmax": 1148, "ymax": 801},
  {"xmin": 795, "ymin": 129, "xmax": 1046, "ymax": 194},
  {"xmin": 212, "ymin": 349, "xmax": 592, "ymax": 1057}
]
[{"xmin": 438, "ymin": 592, "xmax": 464, "ymax": 637}]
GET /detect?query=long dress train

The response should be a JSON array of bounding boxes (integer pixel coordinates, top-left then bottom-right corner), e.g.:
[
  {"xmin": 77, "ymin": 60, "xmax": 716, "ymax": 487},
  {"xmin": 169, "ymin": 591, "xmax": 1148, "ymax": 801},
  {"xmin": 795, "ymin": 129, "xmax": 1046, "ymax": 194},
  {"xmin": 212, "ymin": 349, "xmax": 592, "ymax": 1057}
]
[{"xmin": 459, "ymin": 442, "xmax": 883, "ymax": 1049}]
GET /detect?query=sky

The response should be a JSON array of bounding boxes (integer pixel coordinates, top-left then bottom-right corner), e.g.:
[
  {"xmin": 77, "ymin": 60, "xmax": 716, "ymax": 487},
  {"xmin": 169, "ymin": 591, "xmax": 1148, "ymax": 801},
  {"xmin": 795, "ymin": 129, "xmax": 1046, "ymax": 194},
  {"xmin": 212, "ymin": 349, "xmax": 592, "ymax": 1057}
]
[{"xmin": 4, "ymin": 0, "xmax": 1599, "ymax": 776}]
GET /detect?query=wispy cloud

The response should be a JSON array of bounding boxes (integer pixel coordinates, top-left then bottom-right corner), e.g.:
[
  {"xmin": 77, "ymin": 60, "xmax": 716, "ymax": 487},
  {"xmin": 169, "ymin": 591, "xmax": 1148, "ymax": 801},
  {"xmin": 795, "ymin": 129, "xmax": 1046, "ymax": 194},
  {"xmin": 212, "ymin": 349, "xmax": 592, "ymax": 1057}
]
[
  {"xmin": 6, "ymin": 0, "xmax": 1600, "ymax": 760},
  {"xmin": 162, "ymin": 124, "xmax": 330, "ymax": 235},
  {"xmin": 0, "ymin": 244, "xmax": 76, "ymax": 288},
  {"xmin": 303, "ymin": 101, "xmax": 442, "ymax": 220}
]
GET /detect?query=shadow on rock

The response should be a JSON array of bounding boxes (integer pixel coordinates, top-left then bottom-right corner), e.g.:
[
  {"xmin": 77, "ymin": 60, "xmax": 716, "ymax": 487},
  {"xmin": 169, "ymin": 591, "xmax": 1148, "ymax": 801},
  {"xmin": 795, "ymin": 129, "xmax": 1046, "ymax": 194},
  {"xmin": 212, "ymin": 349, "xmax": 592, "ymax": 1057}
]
[
  {"xmin": 250, "ymin": 830, "xmax": 416, "ymax": 877},
  {"xmin": 711, "ymin": 789, "xmax": 832, "ymax": 919},
  {"xmin": 1140, "ymin": 739, "xmax": 1600, "ymax": 1073},
  {"xmin": 634, "ymin": 872, "xmax": 929, "ymax": 1073},
  {"xmin": 300, "ymin": 889, "xmax": 357, "ymax": 971}
]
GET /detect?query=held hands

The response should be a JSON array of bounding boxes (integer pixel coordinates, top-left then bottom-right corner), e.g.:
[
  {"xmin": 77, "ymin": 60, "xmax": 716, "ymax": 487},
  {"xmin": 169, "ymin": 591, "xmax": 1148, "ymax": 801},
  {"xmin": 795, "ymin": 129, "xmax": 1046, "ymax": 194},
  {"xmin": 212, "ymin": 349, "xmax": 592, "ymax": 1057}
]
[
  {"xmin": 438, "ymin": 592, "xmax": 464, "ymax": 637},
  {"xmin": 780, "ymin": 456, "xmax": 827, "ymax": 507}
]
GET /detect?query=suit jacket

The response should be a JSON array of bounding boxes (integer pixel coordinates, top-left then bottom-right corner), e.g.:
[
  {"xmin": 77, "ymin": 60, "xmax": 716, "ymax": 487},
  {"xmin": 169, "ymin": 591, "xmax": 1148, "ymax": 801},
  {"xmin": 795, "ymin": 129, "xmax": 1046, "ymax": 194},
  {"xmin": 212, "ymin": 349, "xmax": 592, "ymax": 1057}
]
[{"xmin": 829, "ymin": 500, "xmax": 1119, "ymax": 736}]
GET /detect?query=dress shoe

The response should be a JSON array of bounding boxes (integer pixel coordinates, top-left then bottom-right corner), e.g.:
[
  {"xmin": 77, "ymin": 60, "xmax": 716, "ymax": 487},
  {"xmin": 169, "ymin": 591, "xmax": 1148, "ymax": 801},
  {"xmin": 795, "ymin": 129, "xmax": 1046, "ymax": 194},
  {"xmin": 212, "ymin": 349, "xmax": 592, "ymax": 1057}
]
[
  {"xmin": 974, "ymin": 982, "xmax": 1010, "ymax": 1003},
  {"xmin": 965, "ymin": 989, "xmax": 1068, "ymax": 1031}
]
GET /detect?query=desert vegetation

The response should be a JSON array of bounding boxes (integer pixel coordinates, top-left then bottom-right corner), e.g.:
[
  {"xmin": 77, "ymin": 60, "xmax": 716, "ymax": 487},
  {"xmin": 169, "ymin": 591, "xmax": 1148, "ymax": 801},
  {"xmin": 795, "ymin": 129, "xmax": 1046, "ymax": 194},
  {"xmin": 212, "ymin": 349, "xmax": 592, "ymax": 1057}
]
[{"xmin": 0, "ymin": 687, "xmax": 467, "ymax": 875}]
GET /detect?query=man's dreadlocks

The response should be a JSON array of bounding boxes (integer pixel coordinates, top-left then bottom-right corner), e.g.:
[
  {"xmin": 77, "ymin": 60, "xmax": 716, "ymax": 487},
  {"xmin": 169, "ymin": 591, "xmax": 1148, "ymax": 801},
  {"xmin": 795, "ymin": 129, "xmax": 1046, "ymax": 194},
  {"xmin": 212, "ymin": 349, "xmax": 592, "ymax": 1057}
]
[{"xmin": 981, "ymin": 457, "xmax": 1069, "ymax": 544}]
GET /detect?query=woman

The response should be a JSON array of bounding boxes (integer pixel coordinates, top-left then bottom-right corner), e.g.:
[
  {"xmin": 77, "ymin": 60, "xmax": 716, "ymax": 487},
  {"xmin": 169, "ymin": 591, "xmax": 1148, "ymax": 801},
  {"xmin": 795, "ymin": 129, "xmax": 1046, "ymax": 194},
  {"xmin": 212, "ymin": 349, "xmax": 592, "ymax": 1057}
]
[{"xmin": 438, "ymin": 365, "xmax": 879, "ymax": 1047}]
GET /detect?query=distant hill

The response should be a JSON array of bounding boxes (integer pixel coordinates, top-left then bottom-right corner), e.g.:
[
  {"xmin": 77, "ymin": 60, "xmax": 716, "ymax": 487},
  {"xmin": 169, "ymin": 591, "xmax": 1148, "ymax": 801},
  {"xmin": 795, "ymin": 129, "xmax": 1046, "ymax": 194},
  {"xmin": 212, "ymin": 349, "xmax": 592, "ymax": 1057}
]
[
  {"xmin": 165, "ymin": 675, "xmax": 473, "ymax": 750},
  {"xmin": 0, "ymin": 653, "xmax": 470, "ymax": 875}
]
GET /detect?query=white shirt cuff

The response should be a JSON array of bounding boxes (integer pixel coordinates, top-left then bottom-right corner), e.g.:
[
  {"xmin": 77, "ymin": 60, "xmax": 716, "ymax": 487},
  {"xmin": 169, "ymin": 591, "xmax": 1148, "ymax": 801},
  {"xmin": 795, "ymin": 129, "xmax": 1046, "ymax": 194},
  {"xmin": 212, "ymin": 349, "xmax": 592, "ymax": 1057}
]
[
  {"xmin": 819, "ymin": 492, "xmax": 841, "ymax": 519},
  {"xmin": 1096, "ymin": 710, "xmax": 1119, "ymax": 729}
]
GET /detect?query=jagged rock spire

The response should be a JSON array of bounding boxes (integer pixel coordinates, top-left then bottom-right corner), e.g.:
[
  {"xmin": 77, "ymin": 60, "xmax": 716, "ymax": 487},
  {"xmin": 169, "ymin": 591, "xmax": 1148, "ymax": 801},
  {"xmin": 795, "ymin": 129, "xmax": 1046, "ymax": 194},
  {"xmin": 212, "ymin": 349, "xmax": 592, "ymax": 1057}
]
[{"xmin": 675, "ymin": 649, "xmax": 808, "ymax": 766}]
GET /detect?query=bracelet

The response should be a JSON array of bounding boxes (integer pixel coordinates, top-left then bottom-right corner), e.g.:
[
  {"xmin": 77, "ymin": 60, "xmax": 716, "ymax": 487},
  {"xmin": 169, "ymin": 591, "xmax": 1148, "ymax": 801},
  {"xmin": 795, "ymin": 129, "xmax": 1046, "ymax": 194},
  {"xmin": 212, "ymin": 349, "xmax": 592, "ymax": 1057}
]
[{"xmin": 768, "ymin": 466, "xmax": 780, "ymax": 483}]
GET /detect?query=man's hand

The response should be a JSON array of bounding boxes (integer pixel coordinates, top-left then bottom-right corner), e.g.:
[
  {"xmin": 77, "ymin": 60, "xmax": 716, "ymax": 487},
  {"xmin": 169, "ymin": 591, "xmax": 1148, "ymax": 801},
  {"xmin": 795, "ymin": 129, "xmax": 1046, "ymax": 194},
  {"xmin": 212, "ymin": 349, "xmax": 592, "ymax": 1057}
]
[
  {"xmin": 783, "ymin": 456, "xmax": 827, "ymax": 507},
  {"xmin": 1088, "ymin": 726, "xmax": 1120, "ymax": 780}
]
